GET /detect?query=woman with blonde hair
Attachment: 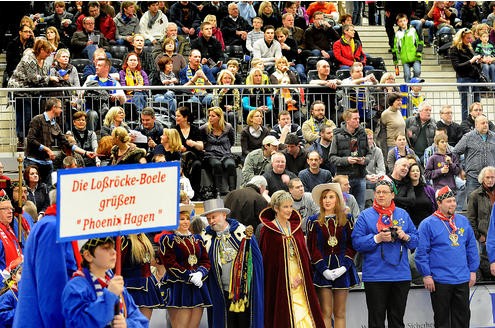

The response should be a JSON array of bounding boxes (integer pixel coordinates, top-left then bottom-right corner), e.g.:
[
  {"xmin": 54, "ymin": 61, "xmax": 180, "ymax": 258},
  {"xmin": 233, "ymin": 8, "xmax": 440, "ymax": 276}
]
[
  {"xmin": 259, "ymin": 190, "xmax": 325, "ymax": 327},
  {"xmin": 306, "ymin": 183, "xmax": 359, "ymax": 328},
  {"xmin": 121, "ymin": 232, "xmax": 164, "ymax": 319},
  {"xmin": 199, "ymin": 14, "xmax": 224, "ymax": 50},
  {"xmin": 242, "ymin": 67, "xmax": 273, "ymax": 122},
  {"xmin": 110, "ymin": 126, "xmax": 146, "ymax": 165},
  {"xmin": 101, "ymin": 106, "xmax": 130, "ymax": 137},
  {"xmin": 153, "ymin": 128, "xmax": 182, "ymax": 162},
  {"xmin": 258, "ymin": 1, "xmax": 281, "ymax": 28},
  {"xmin": 450, "ymin": 27, "xmax": 483, "ymax": 120},
  {"xmin": 240, "ymin": 108, "xmax": 270, "ymax": 158},
  {"xmin": 212, "ymin": 69, "xmax": 241, "ymax": 128},
  {"xmin": 199, "ymin": 107, "xmax": 237, "ymax": 195}
]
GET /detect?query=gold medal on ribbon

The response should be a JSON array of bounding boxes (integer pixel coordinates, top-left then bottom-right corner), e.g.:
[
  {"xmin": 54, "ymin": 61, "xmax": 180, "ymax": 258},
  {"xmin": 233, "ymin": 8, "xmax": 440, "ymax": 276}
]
[
  {"xmin": 449, "ymin": 233, "xmax": 459, "ymax": 247},
  {"xmin": 188, "ymin": 254, "xmax": 198, "ymax": 265},
  {"xmin": 328, "ymin": 236, "xmax": 338, "ymax": 247}
]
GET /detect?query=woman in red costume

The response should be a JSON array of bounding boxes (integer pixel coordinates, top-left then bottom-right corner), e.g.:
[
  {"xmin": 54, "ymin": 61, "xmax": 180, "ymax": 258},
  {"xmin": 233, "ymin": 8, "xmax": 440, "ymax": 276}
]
[{"xmin": 259, "ymin": 190, "xmax": 324, "ymax": 328}]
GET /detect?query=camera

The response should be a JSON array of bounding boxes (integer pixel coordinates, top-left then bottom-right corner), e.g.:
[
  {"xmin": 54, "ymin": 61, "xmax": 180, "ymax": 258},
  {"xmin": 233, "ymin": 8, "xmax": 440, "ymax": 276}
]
[{"xmin": 389, "ymin": 227, "xmax": 399, "ymax": 241}]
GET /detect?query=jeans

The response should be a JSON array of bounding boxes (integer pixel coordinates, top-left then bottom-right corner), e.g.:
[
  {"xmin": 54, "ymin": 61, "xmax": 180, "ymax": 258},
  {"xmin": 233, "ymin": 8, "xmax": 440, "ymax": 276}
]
[
  {"xmin": 457, "ymin": 76, "xmax": 481, "ymax": 121},
  {"xmin": 154, "ymin": 91, "xmax": 177, "ymax": 114},
  {"xmin": 16, "ymin": 96, "xmax": 40, "ymax": 140},
  {"xmin": 129, "ymin": 91, "xmax": 148, "ymax": 112},
  {"xmin": 464, "ymin": 175, "xmax": 481, "ymax": 210},
  {"xmin": 455, "ymin": 176, "xmax": 466, "ymax": 211},
  {"xmin": 481, "ymin": 63, "xmax": 495, "ymax": 83},
  {"xmin": 349, "ymin": 177, "xmax": 366, "ymax": 211},
  {"xmin": 410, "ymin": 20, "xmax": 435, "ymax": 43},
  {"xmin": 289, "ymin": 64, "xmax": 307, "ymax": 83},
  {"xmin": 352, "ymin": 1, "xmax": 363, "ymax": 25},
  {"xmin": 339, "ymin": 65, "xmax": 374, "ymax": 75},
  {"xmin": 190, "ymin": 93, "xmax": 213, "ymax": 107},
  {"xmin": 402, "ymin": 61, "xmax": 421, "ymax": 83}
]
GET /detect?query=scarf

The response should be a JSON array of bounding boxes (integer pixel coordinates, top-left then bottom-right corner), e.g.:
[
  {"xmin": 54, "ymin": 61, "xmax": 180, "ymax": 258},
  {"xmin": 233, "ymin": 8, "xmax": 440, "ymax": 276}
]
[
  {"xmin": 73, "ymin": 128, "xmax": 90, "ymax": 150},
  {"xmin": 0, "ymin": 223, "xmax": 21, "ymax": 268},
  {"xmin": 147, "ymin": 11, "xmax": 159, "ymax": 29},
  {"xmin": 124, "ymin": 68, "xmax": 144, "ymax": 95},
  {"xmin": 186, "ymin": 65, "xmax": 206, "ymax": 95},
  {"xmin": 373, "ymin": 199, "xmax": 396, "ymax": 232},
  {"xmin": 483, "ymin": 183, "xmax": 495, "ymax": 205},
  {"xmin": 433, "ymin": 210, "xmax": 457, "ymax": 233},
  {"xmin": 394, "ymin": 146, "xmax": 411, "ymax": 160},
  {"xmin": 121, "ymin": 13, "xmax": 131, "ymax": 24},
  {"xmin": 341, "ymin": 35, "xmax": 356, "ymax": 55}
]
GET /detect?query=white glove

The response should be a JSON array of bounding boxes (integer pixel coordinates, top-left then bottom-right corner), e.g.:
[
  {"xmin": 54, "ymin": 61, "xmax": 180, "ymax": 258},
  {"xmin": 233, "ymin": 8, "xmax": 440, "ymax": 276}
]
[
  {"xmin": 323, "ymin": 267, "xmax": 347, "ymax": 281},
  {"xmin": 322, "ymin": 269, "xmax": 334, "ymax": 281},
  {"xmin": 189, "ymin": 272, "xmax": 203, "ymax": 288}
]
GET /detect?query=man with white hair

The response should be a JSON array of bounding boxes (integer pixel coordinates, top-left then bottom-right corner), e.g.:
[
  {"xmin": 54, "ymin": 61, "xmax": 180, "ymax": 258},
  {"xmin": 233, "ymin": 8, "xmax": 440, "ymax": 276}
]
[
  {"xmin": 263, "ymin": 152, "xmax": 297, "ymax": 196},
  {"xmin": 201, "ymin": 198, "xmax": 264, "ymax": 328},
  {"xmin": 224, "ymin": 175, "xmax": 269, "ymax": 228},
  {"xmin": 406, "ymin": 101, "xmax": 437, "ymax": 164},
  {"xmin": 152, "ymin": 22, "xmax": 192, "ymax": 60}
]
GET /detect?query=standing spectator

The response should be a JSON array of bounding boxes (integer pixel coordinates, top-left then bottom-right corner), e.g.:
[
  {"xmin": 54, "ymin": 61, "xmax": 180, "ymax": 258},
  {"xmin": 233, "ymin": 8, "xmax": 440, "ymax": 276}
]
[
  {"xmin": 259, "ymin": 190, "xmax": 325, "ymax": 328},
  {"xmin": 302, "ymin": 101, "xmax": 337, "ymax": 145},
  {"xmin": 283, "ymin": 133, "xmax": 308, "ymax": 176},
  {"xmin": 303, "ymin": 11, "xmax": 339, "ymax": 59},
  {"xmin": 380, "ymin": 92, "xmax": 406, "ymax": 152},
  {"xmin": 298, "ymin": 151, "xmax": 333, "ymax": 193},
  {"xmin": 330, "ymin": 108, "xmax": 371, "ymax": 210},
  {"xmin": 139, "ymin": 1, "xmax": 168, "ymax": 46},
  {"xmin": 450, "ymin": 28, "xmax": 483, "ymax": 121},
  {"xmin": 119, "ymin": 52, "xmax": 149, "ymax": 112},
  {"xmin": 406, "ymin": 101, "xmax": 436, "ymax": 164},
  {"xmin": 269, "ymin": 110, "xmax": 304, "ymax": 146},
  {"xmin": 307, "ymin": 183, "xmax": 359, "ymax": 328},
  {"xmin": 75, "ymin": 1, "xmax": 116, "ymax": 41},
  {"xmin": 365, "ymin": 128, "xmax": 386, "ymax": 205},
  {"xmin": 263, "ymin": 152, "xmax": 297, "ymax": 196},
  {"xmin": 460, "ymin": 102, "xmax": 495, "ymax": 134},
  {"xmin": 220, "ymin": 3, "xmax": 251, "ymax": 49},
  {"xmin": 415, "ymin": 186, "xmax": 479, "ymax": 328},
  {"xmin": 384, "ymin": 2, "xmax": 412, "ymax": 50},
  {"xmin": 454, "ymin": 115, "xmax": 495, "ymax": 209},
  {"xmin": 408, "ymin": 162, "xmax": 437, "ymax": 227},
  {"xmin": 224, "ymin": 175, "xmax": 269, "ymax": 229},
  {"xmin": 425, "ymin": 133, "xmax": 461, "ymax": 191},
  {"xmin": 200, "ymin": 107, "xmax": 237, "ymax": 196},
  {"xmin": 352, "ymin": 177, "xmax": 418, "ymax": 328},
  {"xmin": 169, "ymin": 1, "xmax": 201, "ymax": 39},
  {"xmin": 308, "ymin": 125, "xmax": 336, "ymax": 175},
  {"xmin": 467, "ymin": 166, "xmax": 495, "ymax": 281},
  {"xmin": 287, "ymin": 178, "xmax": 319, "ymax": 234},
  {"xmin": 392, "ymin": 13, "xmax": 423, "ymax": 83},
  {"xmin": 436, "ymin": 105, "xmax": 464, "ymax": 147},
  {"xmin": 113, "ymin": 1, "xmax": 140, "ymax": 48}
]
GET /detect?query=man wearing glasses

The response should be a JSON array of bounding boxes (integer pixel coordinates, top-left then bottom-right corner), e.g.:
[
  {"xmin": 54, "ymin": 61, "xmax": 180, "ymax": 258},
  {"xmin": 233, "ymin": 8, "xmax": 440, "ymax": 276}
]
[
  {"xmin": 4, "ymin": 25, "xmax": 34, "ymax": 87},
  {"xmin": 71, "ymin": 16, "xmax": 110, "ymax": 60}
]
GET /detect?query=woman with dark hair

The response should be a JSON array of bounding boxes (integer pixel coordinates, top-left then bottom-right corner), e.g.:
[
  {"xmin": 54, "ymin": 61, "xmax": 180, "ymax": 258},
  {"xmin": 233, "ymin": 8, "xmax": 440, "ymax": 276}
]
[
  {"xmin": 154, "ymin": 37, "xmax": 186, "ymax": 77},
  {"xmin": 408, "ymin": 162, "xmax": 437, "ymax": 227},
  {"xmin": 68, "ymin": 111, "xmax": 99, "ymax": 167},
  {"xmin": 174, "ymin": 106, "xmax": 203, "ymax": 198},
  {"xmin": 24, "ymin": 165, "xmax": 50, "ymax": 216},
  {"xmin": 119, "ymin": 52, "xmax": 150, "ymax": 112},
  {"xmin": 200, "ymin": 107, "xmax": 237, "ymax": 196},
  {"xmin": 240, "ymin": 109, "xmax": 270, "ymax": 159},
  {"xmin": 386, "ymin": 134, "xmax": 415, "ymax": 174}
]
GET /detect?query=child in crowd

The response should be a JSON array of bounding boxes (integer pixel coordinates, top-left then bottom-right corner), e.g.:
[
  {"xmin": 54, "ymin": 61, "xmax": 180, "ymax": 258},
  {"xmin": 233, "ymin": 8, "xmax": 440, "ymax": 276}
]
[
  {"xmin": 154, "ymin": 56, "xmax": 178, "ymax": 114},
  {"xmin": 246, "ymin": 17, "xmax": 264, "ymax": 53},
  {"xmin": 61, "ymin": 238, "xmax": 148, "ymax": 328},
  {"xmin": 0, "ymin": 257, "xmax": 22, "ymax": 327},
  {"xmin": 409, "ymin": 77, "xmax": 426, "ymax": 115},
  {"xmin": 474, "ymin": 31, "xmax": 495, "ymax": 83},
  {"xmin": 248, "ymin": 58, "xmax": 271, "ymax": 84},
  {"xmin": 226, "ymin": 59, "xmax": 243, "ymax": 84},
  {"xmin": 392, "ymin": 13, "xmax": 423, "ymax": 83}
]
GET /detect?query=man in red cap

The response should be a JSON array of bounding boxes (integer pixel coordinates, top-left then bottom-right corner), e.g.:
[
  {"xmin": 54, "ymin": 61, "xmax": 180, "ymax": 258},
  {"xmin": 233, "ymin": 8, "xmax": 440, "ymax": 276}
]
[{"xmin": 415, "ymin": 185, "xmax": 479, "ymax": 328}]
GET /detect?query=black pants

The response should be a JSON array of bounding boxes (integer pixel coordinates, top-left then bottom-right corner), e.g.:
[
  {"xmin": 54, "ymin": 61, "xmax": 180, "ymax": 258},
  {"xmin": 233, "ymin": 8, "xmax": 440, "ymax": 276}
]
[
  {"xmin": 430, "ymin": 282, "xmax": 470, "ymax": 328},
  {"xmin": 364, "ymin": 281, "xmax": 410, "ymax": 328},
  {"xmin": 223, "ymin": 291, "xmax": 250, "ymax": 328}
]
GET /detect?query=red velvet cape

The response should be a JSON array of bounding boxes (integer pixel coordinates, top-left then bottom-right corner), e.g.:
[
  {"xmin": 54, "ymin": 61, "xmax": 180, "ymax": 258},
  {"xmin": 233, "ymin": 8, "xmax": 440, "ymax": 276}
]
[{"xmin": 259, "ymin": 207, "xmax": 325, "ymax": 328}]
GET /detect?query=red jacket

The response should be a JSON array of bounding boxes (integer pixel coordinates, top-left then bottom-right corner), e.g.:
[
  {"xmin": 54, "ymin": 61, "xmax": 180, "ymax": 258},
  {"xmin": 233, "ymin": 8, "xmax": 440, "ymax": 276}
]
[
  {"xmin": 76, "ymin": 13, "xmax": 116, "ymax": 41},
  {"xmin": 333, "ymin": 37, "xmax": 367, "ymax": 67}
]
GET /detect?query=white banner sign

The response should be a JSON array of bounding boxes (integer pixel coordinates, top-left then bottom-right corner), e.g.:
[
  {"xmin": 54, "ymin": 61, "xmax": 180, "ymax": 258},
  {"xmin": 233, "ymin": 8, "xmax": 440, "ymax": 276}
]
[{"xmin": 56, "ymin": 162, "xmax": 180, "ymax": 242}]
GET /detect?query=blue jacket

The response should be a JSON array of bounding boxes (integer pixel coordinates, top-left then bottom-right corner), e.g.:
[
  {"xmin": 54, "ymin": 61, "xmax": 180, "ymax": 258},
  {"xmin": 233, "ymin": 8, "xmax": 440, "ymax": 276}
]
[
  {"xmin": 352, "ymin": 205, "xmax": 418, "ymax": 282},
  {"xmin": 415, "ymin": 213, "xmax": 479, "ymax": 284},
  {"xmin": 484, "ymin": 208, "xmax": 495, "ymax": 264},
  {"xmin": 0, "ymin": 288, "xmax": 17, "ymax": 328}
]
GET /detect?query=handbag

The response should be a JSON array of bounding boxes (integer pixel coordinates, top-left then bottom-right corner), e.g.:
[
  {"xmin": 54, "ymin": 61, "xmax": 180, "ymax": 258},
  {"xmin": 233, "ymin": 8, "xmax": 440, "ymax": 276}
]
[{"xmin": 475, "ymin": 65, "xmax": 491, "ymax": 91}]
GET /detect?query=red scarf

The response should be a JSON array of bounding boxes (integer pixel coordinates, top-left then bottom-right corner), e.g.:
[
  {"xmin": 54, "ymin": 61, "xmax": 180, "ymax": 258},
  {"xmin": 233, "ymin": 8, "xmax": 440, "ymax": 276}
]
[
  {"xmin": 373, "ymin": 199, "xmax": 396, "ymax": 232},
  {"xmin": 0, "ymin": 222, "xmax": 21, "ymax": 267},
  {"xmin": 433, "ymin": 210, "xmax": 457, "ymax": 233}
]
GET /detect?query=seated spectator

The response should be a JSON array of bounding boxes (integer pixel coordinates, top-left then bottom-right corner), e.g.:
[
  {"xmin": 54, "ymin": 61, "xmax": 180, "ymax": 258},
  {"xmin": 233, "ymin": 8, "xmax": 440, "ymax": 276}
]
[
  {"xmin": 281, "ymin": 12, "xmax": 304, "ymax": 46},
  {"xmin": 52, "ymin": 134, "xmax": 86, "ymax": 171},
  {"xmin": 96, "ymin": 135, "xmax": 114, "ymax": 166},
  {"xmin": 71, "ymin": 16, "xmax": 110, "ymax": 60},
  {"xmin": 82, "ymin": 47, "xmax": 119, "ymax": 82},
  {"xmin": 242, "ymin": 67, "xmax": 273, "ymax": 122},
  {"xmin": 119, "ymin": 52, "xmax": 150, "ymax": 112},
  {"xmin": 380, "ymin": 92, "xmax": 406, "ymax": 152},
  {"xmin": 246, "ymin": 17, "xmax": 265, "ymax": 54},
  {"xmin": 153, "ymin": 56, "xmax": 178, "ymax": 113},
  {"xmin": 45, "ymin": 27, "xmax": 67, "ymax": 63},
  {"xmin": 405, "ymin": 101, "xmax": 436, "ymax": 163},
  {"xmin": 134, "ymin": 107, "xmax": 164, "ymax": 162},
  {"xmin": 226, "ymin": 59, "xmax": 243, "ymax": 84},
  {"xmin": 45, "ymin": 1, "xmax": 76, "ymax": 47},
  {"xmin": 269, "ymin": 57, "xmax": 300, "ymax": 116},
  {"xmin": 200, "ymin": 2, "xmax": 229, "ymax": 25},
  {"xmin": 342, "ymin": 62, "xmax": 378, "ymax": 123},
  {"xmin": 288, "ymin": 177, "xmax": 319, "ymax": 234},
  {"xmin": 129, "ymin": 34, "xmax": 157, "ymax": 78},
  {"xmin": 151, "ymin": 22, "xmax": 192, "ymax": 61},
  {"xmin": 270, "ymin": 110, "xmax": 304, "ymax": 146},
  {"xmin": 24, "ymin": 165, "xmax": 50, "ymax": 215},
  {"xmin": 179, "ymin": 49, "xmax": 216, "ymax": 107},
  {"xmin": 262, "ymin": 152, "xmax": 297, "ymax": 196},
  {"xmin": 307, "ymin": 59, "xmax": 340, "ymax": 123},
  {"xmin": 200, "ymin": 107, "xmax": 237, "ymax": 196},
  {"xmin": 75, "ymin": 1, "xmax": 116, "ymax": 42},
  {"xmin": 428, "ymin": 1, "xmax": 456, "ymax": 36},
  {"xmin": 212, "ymin": 69, "xmax": 241, "ymax": 129},
  {"xmin": 283, "ymin": 133, "xmax": 308, "ymax": 176},
  {"xmin": 298, "ymin": 151, "xmax": 333, "ymax": 193},
  {"xmin": 460, "ymin": 1, "xmax": 482, "ymax": 29},
  {"xmin": 306, "ymin": 1, "xmax": 339, "ymax": 23},
  {"xmin": 388, "ymin": 158, "xmax": 415, "ymax": 213},
  {"xmin": 67, "ymin": 111, "xmax": 99, "ymax": 167},
  {"xmin": 139, "ymin": 1, "xmax": 168, "ymax": 46},
  {"xmin": 240, "ymin": 109, "xmax": 270, "ymax": 160},
  {"xmin": 220, "ymin": 3, "xmax": 251, "ymax": 49},
  {"xmin": 252, "ymin": 25, "xmax": 282, "ymax": 73},
  {"xmin": 275, "ymin": 27, "xmax": 307, "ymax": 83},
  {"xmin": 474, "ymin": 31, "xmax": 495, "ymax": 83},
  {"xmin": 407, "ymin": 162, "xmax": 437, "ymax": 227},
  {"xmin": 199, "ymin": 14, "xmax": 225, "ymax": 50},
  {"xmin": 332, "ymin": 174, "xmax": 360, "ymax": 218},
  {"xmin": 82, "ymin": 58, "xmax": 126, "ymax": 130},
  {"xmin": 248, "ymin": 58, "xmax": 271, "ymax": 83},
  {"xmin": 333, "ymin": 24, "xmax": 371, "ymax": 72},
  {"xmin": 258, "ymin": 1, "xmax": 281, "ymax": 28},
  {"xmin": 460, "ymin": 102, "xmax": 495, "ymax": 134},
  {"xmin": 302, "ymin": 100, "xmax": 336, "ymax": 145},
  {"xmin": 153, "ymin": 37, "xmax": 187, "ymax": 78},
  {"xmin": 436, "ymin": 105, "xmax": 464, "ymax": 147},
  {"xmin": 303, "ymin": 11, "xmax": 339, "ymax": 59},
  {"xmin": 284, "ymin": 1, "xmax": 308, "ymax": 30},
  {"xmin": 190, "ymin": 21, "xmax": 226, "ymax": 77},
  {"xmin": 387, "ymin": 134, "xmax": 416, "ymax": 174},
  {"xmin": 237, "ymin": 1, "xmax": 257, "ymax": 27},
  {"xmin": 241, "ymin": 135, "xmax": 279, "ymax": 187},
  {"xmin": 152, "ymin": 128, "xmax": 182, "ymax": 162},
  {"xmin": 113, "ymin": 1, "xmax": 139, "ymax": 48},
  {"xmin": 169, "ymin": 1, "xmax": 201, "ymax": 39},
  {"xmin": 110, "ymin": 127, "xmax": 147, "ymax": 165},
  {"xmin": 100, "ymin": 106, "xmax": 130, "ymax": 138}
]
